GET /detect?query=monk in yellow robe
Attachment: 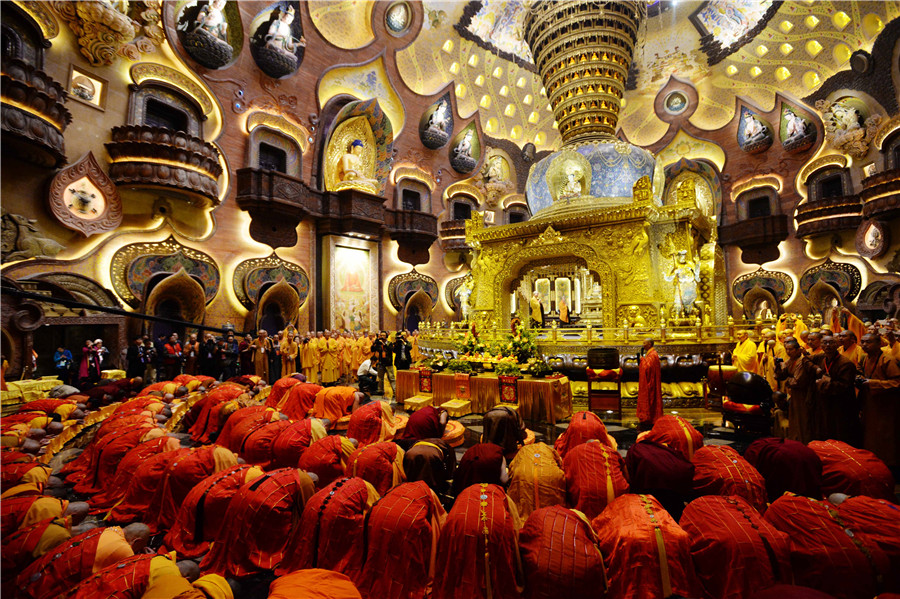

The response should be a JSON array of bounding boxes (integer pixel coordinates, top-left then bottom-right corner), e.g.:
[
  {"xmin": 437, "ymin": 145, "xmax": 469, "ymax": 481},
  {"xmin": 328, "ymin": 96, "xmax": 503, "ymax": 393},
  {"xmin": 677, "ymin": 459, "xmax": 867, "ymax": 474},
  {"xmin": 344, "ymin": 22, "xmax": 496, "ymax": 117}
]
[
  {"xmin": 731, "ymin": 331, "xmax": 757, "ymax": 373},
  {"xmin": 280, "ymin": 334, "xmax": 298, "ymax": 375},
  {"xmin": 321, "ymin": 332, "xmax": 340, "ymax": 385},
  {"xmin": 252, "ymin": 330, "xmax": 273, "ymax": 382},
  {"xmin": 410, "ymin": 331, "xmax": 423, "ymax": 364},
  {"xmin": 838, "ymin": 330, "xmax": 865, "ymax": 367},
  {"xmin": 301, "ymin": 332, "xmax": 318, "ymax": 382},
  {"xmin": 350, "ymin": 333, "xmax": 364, "ymax": 375}
]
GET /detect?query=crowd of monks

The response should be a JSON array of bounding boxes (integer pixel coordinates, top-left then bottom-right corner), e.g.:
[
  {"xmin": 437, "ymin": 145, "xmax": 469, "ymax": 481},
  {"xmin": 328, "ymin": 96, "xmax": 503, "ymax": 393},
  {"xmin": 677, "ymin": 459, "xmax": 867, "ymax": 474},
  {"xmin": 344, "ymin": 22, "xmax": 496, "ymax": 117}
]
[
  {"xmin": 3, "ymin": 361, "xmax": 900, "ymax": 599},
  {"xmin": 731, "ymin": 315, "xmax": 900, "ymax": 469}
]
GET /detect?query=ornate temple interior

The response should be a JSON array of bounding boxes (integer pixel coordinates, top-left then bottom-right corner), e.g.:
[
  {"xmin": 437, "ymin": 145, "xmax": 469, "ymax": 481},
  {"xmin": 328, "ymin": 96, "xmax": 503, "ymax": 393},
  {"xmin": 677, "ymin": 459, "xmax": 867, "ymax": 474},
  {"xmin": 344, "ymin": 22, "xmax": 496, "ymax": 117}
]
[{"xmin": 2, "ymin": 1, "xmax": 900, "ymax": 597}]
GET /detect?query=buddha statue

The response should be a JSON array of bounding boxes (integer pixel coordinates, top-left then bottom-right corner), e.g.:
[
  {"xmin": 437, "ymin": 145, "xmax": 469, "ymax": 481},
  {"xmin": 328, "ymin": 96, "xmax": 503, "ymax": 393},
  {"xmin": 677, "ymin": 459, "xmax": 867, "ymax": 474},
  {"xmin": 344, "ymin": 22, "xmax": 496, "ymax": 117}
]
[
  {"xmin": 265, "ymin": 6, "xmax": 305, "ymax": 58},
  {"xmin": 340, "ymin": 139, "xmax": 377, "ymax": 187},
  {"xmin": 194, "ymin": 0, "xmax": 229, "ymax": 41}
]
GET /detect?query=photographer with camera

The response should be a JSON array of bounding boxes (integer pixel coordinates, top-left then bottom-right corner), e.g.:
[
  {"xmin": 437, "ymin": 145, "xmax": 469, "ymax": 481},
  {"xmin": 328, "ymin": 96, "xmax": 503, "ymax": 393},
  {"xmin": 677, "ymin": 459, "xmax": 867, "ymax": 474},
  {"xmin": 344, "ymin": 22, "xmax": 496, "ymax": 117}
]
[{"xmin": 370, "ymin": 330, "xmax": 394, "ymax": 397}]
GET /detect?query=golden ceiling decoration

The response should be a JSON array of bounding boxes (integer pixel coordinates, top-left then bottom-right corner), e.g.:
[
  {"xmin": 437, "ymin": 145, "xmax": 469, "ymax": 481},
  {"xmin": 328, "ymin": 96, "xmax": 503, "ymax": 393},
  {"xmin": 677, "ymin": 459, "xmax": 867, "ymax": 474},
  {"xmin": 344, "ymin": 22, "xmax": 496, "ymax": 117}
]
[{"xmin": 308, "ymin": 0, "xmax": 375, "ymax": 49}]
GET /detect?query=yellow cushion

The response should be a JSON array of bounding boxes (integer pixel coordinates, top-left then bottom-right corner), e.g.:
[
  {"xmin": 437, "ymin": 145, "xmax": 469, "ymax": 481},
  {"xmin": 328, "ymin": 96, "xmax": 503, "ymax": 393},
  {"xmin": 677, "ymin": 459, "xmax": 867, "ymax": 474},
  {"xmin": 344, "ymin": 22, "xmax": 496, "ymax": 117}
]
[
  {"xmin": 440, "ymin": 399, "xmax": 472, "ymax": 418},
  {"xmin": 404, "ymin": 396, "xmax": 433, "ymax": 412}
]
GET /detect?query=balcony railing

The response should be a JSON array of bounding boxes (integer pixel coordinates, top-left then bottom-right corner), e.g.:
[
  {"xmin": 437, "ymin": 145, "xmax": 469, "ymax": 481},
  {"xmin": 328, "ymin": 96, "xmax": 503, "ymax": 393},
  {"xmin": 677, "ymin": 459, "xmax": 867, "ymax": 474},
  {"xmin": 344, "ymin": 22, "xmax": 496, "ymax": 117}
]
[
  {"xmin": 794, "ymin": 194, "xmax": 862, "ymax": 238},
  {"xmin": 717, "ymin": 214, "xmax": 789, "ymax": 247},
  {"xmin": 0, "ymin": 58, "xmax": 71, "ymax": 167},
  {"xmin": 439, "ymin": 218, "xmax": 471, "ymax": 251},
  {"xmin": 105, "ymin": 125, "xmax": 222, "ymax": 205},
  {"xmin": 861, "ymin": 167, "xmax": 900, "ymax": 220},
  {"xmin": 235, "ymin": 167, "xmax": 322, "ymax": 217}
]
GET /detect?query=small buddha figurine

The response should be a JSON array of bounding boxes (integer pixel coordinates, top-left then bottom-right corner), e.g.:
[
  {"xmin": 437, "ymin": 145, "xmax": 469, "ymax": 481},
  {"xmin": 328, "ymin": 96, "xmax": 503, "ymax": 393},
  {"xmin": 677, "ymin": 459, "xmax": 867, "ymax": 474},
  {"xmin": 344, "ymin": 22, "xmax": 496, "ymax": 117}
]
[
  {"xmin": 426, "ymin": 101, "xmax": 449, "ymax": 133},
  {"xmin": 195, "ymin": 0, "xmax": 229, "ymax": 41},
  {"xmin": 559, "ymin": 162, "xmax": 584, "ymax": 201},
  {"xmin": 452, "ymin": 130, "xmax": 474, "ymax": 160}
]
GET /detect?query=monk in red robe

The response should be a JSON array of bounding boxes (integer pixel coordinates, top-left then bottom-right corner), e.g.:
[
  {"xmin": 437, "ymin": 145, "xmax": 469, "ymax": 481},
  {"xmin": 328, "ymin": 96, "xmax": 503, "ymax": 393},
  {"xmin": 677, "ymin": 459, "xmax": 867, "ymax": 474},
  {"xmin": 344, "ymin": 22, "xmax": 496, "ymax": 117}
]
[
  {"xmin": 71, "ymin": 425, "xmax": 167, "ymax": 495},
  {"xmin": 835, "ymin": 495, "xmax": 900, "ymax": 588},
  {"xmin": 144, "ymin": 444, "xmax": 238, "ymax": 533},
  {"xmin": 356, "ymin": 481, "xmax": 447, "ymax": 599},
  {"xmin": 397, "ymin": 405, "xmax": 447, "ymax": 442},
  {"xmin": 507, "ymin": 442, "xmax": 566, "ymax": 520},
  {"xmin": 265, "ymin": 374, "xmax": 304, "ymax": 411},
  {"xmin": 237, "ymin": 418, "xmax": 294, "ymax": 469},
  {"xmin": 277, "ymin": 477, "xmax": 379, "ymax": 580},
  {"xmin": 553, "ymin": 410, "xmax": 615, "ymax": 459},
  {"xmin": 297, "ymin": 435, "xmax": 358, "ymax": 488},
  {"xmin": 691, "ymin": 445, "xmax": 768, "ymax": 514},
  {"xmin": 638, "ymin": 414, "xmax": 704, "ymax": 461},
  {"xmin": 200, "ymin": 468, "xmax": 316, "ymax": 577},
  {"xmin": 269, "ymin": 569, "xmax": 362, "ymax": 599},
  {"xmin": 163, "ymin": 464, "xmax": 264, "ymax": 559},
  {"xmin": 480, "ymin": 406, "xmax": 528, "ymax": 460},
  {"xmin": 16, "ymin": 524, "xmax": 150, "ymax": 599},
  {"xmin": 188, "ymin": 384, "xmax": 247, "ymax": 443},
  {"xmin": 765, "ymin": 493, "xmax": 893, "ymax": 599},
  {"xmin": 106, "ymin": 448, "xmax": 189, "ymax": 524},
  {"xmin": 809, "ymin": 439, "xmax": 896, "ymax": 502},
  {"xmin": 745, "ymin": 437, "xmax": 822, "ymax": 502},
  {"xmin": 625, "ymin": 440, "xmax": 695, "ymax": 520},
  {"xmin": 1, "ymin": 495, "xmax": 86, "ymax": 536},
  {"xmin": 403, "ymin": 439, "xmax": 457, "ymax": 501},
  {"xmin": 563, "ymin": 439, "xmax": 629, "ymax": 520},
  {"xmin": 215, "ymin": 405, "xmax": 282, "ymax": 454},
  {"xmin": 346, "ymin": 400, "xmax": 397, "ymax": 447},
  {"xmin": 681, "ymin": 495, "xmax": 792, "ymax": 599},
  {"xmin": 60, "ymin": 415, "xmax": 157, "ymax": 484},
  {"xmin": 1, "ymin": 517, "xmax": 72, "ymax": 589},
  {"xmin": 270, "ymin": 418, "xmax": 328, "ymax": 469},
  {"xmin": 347, "ymin": 441, "xmax": 406, "ymax": 496},
  {"xmin": 518, "ymin": 505, "xmax": 607, "ymax": 599},
  {"xmin": 279, "ymin": 381, "xmax": 324, "ymax": 420},
  {"xmin": 451, "ymin": 443, "xmax": 508, "ymax": 497},
  {"xmin": 432, "ymin": 483, "xmax": 522, "ymax": 599},
  {"xmin": 637, "ymin": 338, "xmax": 663, "ymax": 428},
  {"xmin": 593, "ymin": 494, "xmax": 701, "ymax": 599},
  {"xmin": 89, "ymin": 435, "xmax": 181, "ymax": 509}
]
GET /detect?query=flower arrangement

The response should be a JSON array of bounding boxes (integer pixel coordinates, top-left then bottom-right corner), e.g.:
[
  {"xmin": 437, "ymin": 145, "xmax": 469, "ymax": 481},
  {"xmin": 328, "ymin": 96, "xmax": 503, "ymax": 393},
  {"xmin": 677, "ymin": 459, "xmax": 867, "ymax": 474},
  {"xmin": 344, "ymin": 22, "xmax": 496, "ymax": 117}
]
[
  {"xmin": 458, "ymin": 324, "xmax": 487, "ymax": 356},
  {"xmin": 506, "ymin": 321, "xmax": 540, "ymax": 363},
  {"xmin": 423, "ymin": 355, "xmax": 448, "ymax": 372},
  {"xmin": 447, "ymin": 358, "xmax": 473, "ymax": 373},
  {"xmin": 526, "ymin": 359, "xmax": 552, "ymax": 378}
]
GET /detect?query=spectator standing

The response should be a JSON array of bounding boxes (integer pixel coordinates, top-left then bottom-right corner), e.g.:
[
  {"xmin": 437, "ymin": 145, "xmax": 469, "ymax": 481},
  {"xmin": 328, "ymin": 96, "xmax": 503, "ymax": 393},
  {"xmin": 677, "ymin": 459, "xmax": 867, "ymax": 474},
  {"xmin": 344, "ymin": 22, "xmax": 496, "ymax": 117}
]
[
  {"xmin": 199, "ymin": 332, "xmax": 217, "ymax": 377},
  {"xmin": 78, "ymin": 340, "xmax": 101, "ymax": 386},
  {"xmin": 142, "ymin": 335, "xmax": 157, "ymax": 383},
  {"xmin": 183, "ymin": 333, "xmax": 200, "ymax": 375},
  {"xmin": 163, "ymin": 334, "xmax": 183, "ymax": 380},
  {"xmin": 393, "ymin": 330, "xmax": 413, "ymax": 372},
  {"xmin": 371, "ymin": 330, "xmax": 394, "ymax": 397},
  {"xmin": 125, "ymin": 337, "xmax": 145, "ymax": 379},
  {"xmin": 238, "ymin": 334, "xmax": 254, "ymax": 375},
  {"xmin": 53, "ymin": 345, "xmax": 73, "ymax": 385},
  {"xmin": 222, "ymin": 333, "xmax": 239, "ymax": 379},
  {"xmin": 94, "ymin": 339, "xmax": 109, "ymax": 371}
]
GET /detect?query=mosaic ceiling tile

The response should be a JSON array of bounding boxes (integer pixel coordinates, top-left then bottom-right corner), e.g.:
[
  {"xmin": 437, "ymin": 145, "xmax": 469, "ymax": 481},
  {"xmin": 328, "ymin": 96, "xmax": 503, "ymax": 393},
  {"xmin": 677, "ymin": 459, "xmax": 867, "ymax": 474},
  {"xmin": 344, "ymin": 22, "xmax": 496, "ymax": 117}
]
[
  {"xmin": 308, "ymin": 0, "xmax": 374, "ymax": 49},
  {"xmin": 319, "ymin": 56, "xmax": 406, "ymax": 135}
]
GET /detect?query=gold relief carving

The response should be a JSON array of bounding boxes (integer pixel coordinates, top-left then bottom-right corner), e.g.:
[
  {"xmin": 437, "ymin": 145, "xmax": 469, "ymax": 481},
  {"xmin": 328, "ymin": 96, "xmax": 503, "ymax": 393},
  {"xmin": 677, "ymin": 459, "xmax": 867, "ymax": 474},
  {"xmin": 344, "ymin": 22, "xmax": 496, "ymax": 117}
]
[
  {"xmin": 325, "ymin": 116, "xmax": 378, "ymax": 194},
  {"xmin": 1, "ymin": 210, "xmax": 64, "ymax": 264},
  {"xmin": 815, "ymin": 98, "xmax": 882, "ymax": 159},
  {"xmin": 676, "ymin": 177, "xmax": 696, "ymax": 205},
  {"xmin": 52, "ymin": 1, "xmax": 164, "ymax": 66},
  {"xmin": 632, "ymin": 175, "xmax": 651, "ymax": 203},
  {"xmin": 47, "ymin": 151, "xmax": 122, "ymax": 237},
  {"xmin": 546, "ymin": 151, "xmax": 591, "ymax": 203},
  {"xmin": 246, "ymin": 111, "xmax": 310, "ymax": 153},
  {"xmin": 528, "ymin": 225, "xmax": 565, "ymax": 247},
  {"xmin": 474, "ymin": 150, "xmax": 515, "ymax": 209},
  {"xmin": 446, "ymin": 182, "xmax": 486, "ymax": 208},
  {"xmin": 130, "ymin": 63, "xmax": 214, "ymax": 115},
  {"xmin": 731, "ymin": 175, "xmax": 781, "ymax": 200},
  {"xmin": 616, "ymin": 304, "xmax": 658, "ymax": 328},
  {"xmin": 393, "ymin": 166, "xmax": 435, "ymax": 191},
  {"xmin": 798, "ymin": 154, "xmax": 848, "ymax": 186},
  {"xmin": 14, "ymin": 1, "xmax": 60, "ymax": 39},
  {"xmin": 109, "ymin": 237, "xmax": 216, "ymax": 306},
  {"xmin": 874, "ymin": 115, "xmax": 900, "ymax": 150}
]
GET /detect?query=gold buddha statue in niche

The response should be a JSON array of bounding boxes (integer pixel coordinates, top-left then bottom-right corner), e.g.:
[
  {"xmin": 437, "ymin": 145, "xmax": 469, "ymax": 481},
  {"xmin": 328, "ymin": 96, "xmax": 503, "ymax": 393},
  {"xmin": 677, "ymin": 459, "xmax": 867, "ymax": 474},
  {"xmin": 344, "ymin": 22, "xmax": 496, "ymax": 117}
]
[{"xmin": 325, "ymin": 116, "xmax": 378, "ymax": 194}]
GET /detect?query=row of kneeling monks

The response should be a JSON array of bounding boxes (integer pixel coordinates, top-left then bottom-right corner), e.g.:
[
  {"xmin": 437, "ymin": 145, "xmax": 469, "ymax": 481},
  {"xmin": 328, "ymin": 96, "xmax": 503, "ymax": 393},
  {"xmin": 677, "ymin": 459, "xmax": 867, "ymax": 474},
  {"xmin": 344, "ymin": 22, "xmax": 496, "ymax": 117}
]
[{"xmin": 2, "ymin": 375, "xmax": 899, "ymax": 599}]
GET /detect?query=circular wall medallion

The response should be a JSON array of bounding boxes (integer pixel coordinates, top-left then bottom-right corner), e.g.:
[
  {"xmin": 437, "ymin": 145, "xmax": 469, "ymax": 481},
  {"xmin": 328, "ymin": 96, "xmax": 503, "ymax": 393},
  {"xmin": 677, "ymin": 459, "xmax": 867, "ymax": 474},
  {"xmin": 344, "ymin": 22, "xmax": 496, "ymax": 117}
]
[
  {"xmin": 855, "ymin": 220, "xmax": 889, "ymax": 259},
  {"xmin": 663, "ymin": 91, "xmax": 689, "ymax": 115},
  {"xmin": 385, "ymin": 2, "xmax": 410, "ymax": 35}
]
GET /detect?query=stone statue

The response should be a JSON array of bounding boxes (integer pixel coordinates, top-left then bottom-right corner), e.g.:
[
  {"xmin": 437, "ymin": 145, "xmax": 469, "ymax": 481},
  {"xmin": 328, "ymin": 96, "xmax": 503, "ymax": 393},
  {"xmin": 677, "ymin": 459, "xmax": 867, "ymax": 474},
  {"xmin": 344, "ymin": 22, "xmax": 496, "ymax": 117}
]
[
  {"xmin": 265, "ymin": 6, "xmax": 304, "ymax": 57},
  {"xmin": 754, "ymin": 299, "xmax": 773, "ymax": 321},
  {"xmin": 559, "ymin": 162, "xmax": 584, "ymax": 201},
  {"xmin": 426, "ymin": 100, "xmax": 449, "ymax": 133},
  {"xmin": 340, "ymin": 139, "xmax": 376, "ymax": 185},
  {"xmin": 194, "ymin": 0, "xmax": 229, "ymax": 41},
  {"xmin": 452, "ymin": 130, "xmax": 474, "ymax": 160},
  {"xmin": 664, "ymin": 250, "xmax": 700, "ymax": 318},
  {"xmin": 455, "ymin": 277, "xmax": 474, "ymax": 321},
  {"xmin": 783, "ymin": 107, "xmax": 808, "ymax": 142},
  {"xmin": 1, "ymin": 211, "xmax": 65, "ymax": 263},
  {"xmin": 831, "ymin": 103, "xmax": 861, "ymax": 131},
  {"xmin": 742, "ymin": 112, "xmax": 767, "ymax": 144}
]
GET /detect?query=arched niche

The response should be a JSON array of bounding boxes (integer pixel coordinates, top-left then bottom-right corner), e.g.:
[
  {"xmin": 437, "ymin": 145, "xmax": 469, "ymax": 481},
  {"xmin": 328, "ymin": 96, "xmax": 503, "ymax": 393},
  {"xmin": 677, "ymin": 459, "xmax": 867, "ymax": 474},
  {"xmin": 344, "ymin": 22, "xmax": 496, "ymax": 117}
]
[
  {"xmin": 255, "ymin": 278, "xmax": 300, "ymax": 335},
  {"xmin": 141, "ymin": 269, "xmax": 207, "ymax": 340},
  {"xmin": 735, "ymin": 186, "xmax": 779, "ymax": 220},
  {"xmin": 403, "ymin": 288, "xmax": 432, "ymax": 333},
  {"xmin": 127, "ymin": 82, "xmax": 205, "ymax": 138},
  {"xmin": 248, "ymin": 125, "xmax": 303, "ymax": 178}
]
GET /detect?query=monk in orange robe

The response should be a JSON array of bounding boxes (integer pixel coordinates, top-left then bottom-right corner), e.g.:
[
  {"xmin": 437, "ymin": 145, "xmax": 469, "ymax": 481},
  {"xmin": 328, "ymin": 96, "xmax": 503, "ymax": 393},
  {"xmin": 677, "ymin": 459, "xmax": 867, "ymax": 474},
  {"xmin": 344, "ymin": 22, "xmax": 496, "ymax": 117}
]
[
  {"xmin": 16, "ymin": 524, "xmax": 149, "ymax": 599},
  {"xmin": 691, "ymin": 445, "xmax": 768, "ymax": 514},
  {"xmin": 162, "ymin": 464, "xmax": 264, "ymax": 559},
  {"xmin": 507, "ymin": 441, "xmax": 566, "ymax": 519},
  {"xmin": 106, "ymin": 448, "xmax": 189, "ymax": 524},
  {"xmin": 765, "ymin": 493, "xmax": 893, "ymax": 599},
  {"xmin": 346, "ymin": 400, "xmax": 397, "ymax": 446},
  {"xmin": 432, "ymin": 483, "xmax": 522, "ymax": 599},
  {"xmin": 681, "ymin": 495, "xmax": 792, "ymax": 599},
  {"xmin": 280, "ymin": 381, "xmax": 324, "ymax": 420},
  {"xmin": 269, "ymin": 569, "xmax": 362, "ymax": 599},
  {"xmin": 238, "ymin": 418, "xmax": 295, "ymax": 469},
  {"xmin": 808, "ymin": 439, "xmax": 896, "ymax": 502},
  {"xmin": 637, "ymin": 338, "xmax": 663, "ymax": 428},
  {"xmin": 518, "ymin": 505, "xmax": 608, "ymax": 599},
  {"xmin": 144, "ymin": 444, "xmax": 238, "ymax": 533},
  {"xmin": 593, "ymin": 494, "xmax": 701, "ymax": 599},
  {"xmin": 265, "ymin": 374, "xmax": 304, "ymax": 411},
  {"xmin": 71, "ymin": 425, "xmax": 167, "ymax": 495},
  {"xmin": 200, "ymin": 468, "xmax": 316, "ymax": 577},
  {"xmin": 639, "ymin": 414, "xmax": 704, "ymax": 461},
  {"xmin": 320, "ymin": 332, "xmax": 341, "ymax": 385},
  {"xmin": 277, "ymin": 477, "xmax": 379, "ymax": 580},
  {"xmin": 297, "ymin": 435, "xmax": 358, "ymax": 488},
  {"xmin": 356, "ymin": 481, "xmax": 447, "ymax": 599},
  {"xmin": 187, "ymin": 384, "xmax": 247, "ymax": 443},
  {"xmin": 1, "ymin": 517, "xmax": 72, "ymax": 589},
  {"xmin": 301, "ymin": 334, "xmax": 319, "ymax": 382},
  {"xmin": 89, "ymin": 435, "xmax": 181, "ymax": 509},
  {"xmin": 347, "ymin": 441, "xmax": 406, "ymax": 496},
  {"xmin": 312, "ymin": 386, "xmax": 366, "ymax": 428},
  {"xmin": 553, "ymin": 410, "xmax": 616, "ymax": 459},
  {"xmin": 1, "ymin": 495, "xmax": 85, "ymax": 536},
  {"xmin": 563, "ymin": 439, "xmax": 629, "ymax": 520},
  {"xmin": 270, "ymin": 418, "xmax": 328, "ymax": 469}
]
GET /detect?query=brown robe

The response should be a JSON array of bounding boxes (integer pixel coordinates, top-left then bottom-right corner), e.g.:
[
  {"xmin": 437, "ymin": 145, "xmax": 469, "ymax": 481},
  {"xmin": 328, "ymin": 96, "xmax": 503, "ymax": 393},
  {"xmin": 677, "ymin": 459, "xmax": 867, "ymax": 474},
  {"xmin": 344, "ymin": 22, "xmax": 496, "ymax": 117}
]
[
  {"xmin": 776, "ymin": 354, "xmax": 817, "ymax": 444},
  {"xmin": 810, "ymin": 352, "xmax": 859, "ymax": 445},
  {"xmin": 859, "ymin": 351, "xmax": 900, "ymax": 467}
]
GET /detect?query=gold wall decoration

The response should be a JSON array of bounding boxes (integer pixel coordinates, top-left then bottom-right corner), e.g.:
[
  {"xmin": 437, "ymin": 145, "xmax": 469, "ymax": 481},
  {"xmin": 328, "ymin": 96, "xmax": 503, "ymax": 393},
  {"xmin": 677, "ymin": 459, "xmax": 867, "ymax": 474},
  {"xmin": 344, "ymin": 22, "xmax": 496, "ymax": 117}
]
[
  {"xmin": 246, "ymin": 111, "xmax": 310, "ymax": 153},
  {"xmin": 13, "ymin": 1, "xmax": 60, "ymax": 40},
  {"xmin": 47, "ymin": 151, "xmax": 122, "ymax": 237},
  {"xmin": 815, "ymin": 97, "xmax": 882, "ymax": 159},
  {"xmin": 797, "ymin": 154, "xmax": 848, "ymax": 186},
  {"xmin": 731, "ymin": 175, "xmax": 782, "ymax": 201},
  {"xmin": 324, "ymin": 116, "xmax": 378, "ymax": 194},
  {"xmin": 142, "ymin": 268, "xmax": 206, "ymax": 326},
  {"xmin": 1, "ymin": 210, "xmax": 65, "ymax": 264},
  {"xmin": 874, "ymin": 114, "xmax": 900, "ymax": 150},
  {"xmin": 617, "ymin": 304, "xmax": 659, "ymax": 328},
  {"xmin": 633, "ymin": 176, "xmax": 652, "ymax": 203},
  {"xmin": 130, "ymin": 63, "xmax": 215, "ymax": 116},
  {"xmin": 255, "ymin": 279, "xmax": 300, "ymax": 332},
  {"xmin": 51, "ymin": 1, "xmax": 165, "ymax": 66}
]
